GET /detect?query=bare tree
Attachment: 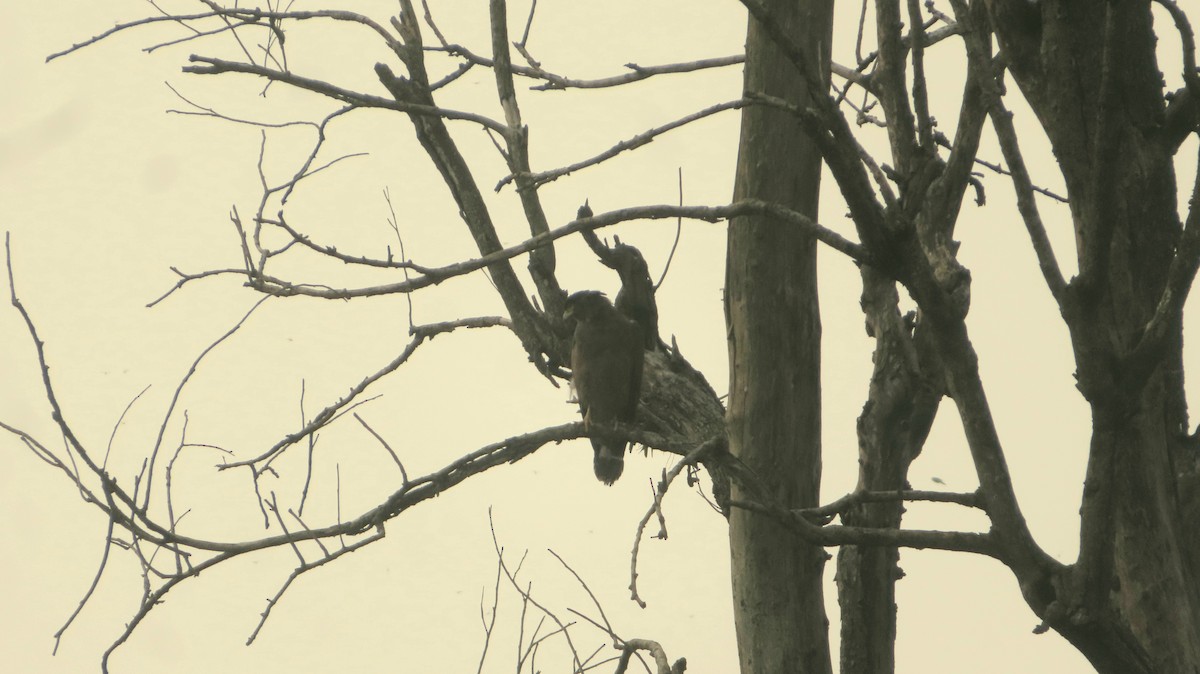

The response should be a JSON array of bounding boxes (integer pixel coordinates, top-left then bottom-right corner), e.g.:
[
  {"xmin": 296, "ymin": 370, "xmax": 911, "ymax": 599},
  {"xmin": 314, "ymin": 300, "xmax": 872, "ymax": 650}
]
[{"xmin": 6, "ymin": 0, "xmax": 1200, "ymax": 672}]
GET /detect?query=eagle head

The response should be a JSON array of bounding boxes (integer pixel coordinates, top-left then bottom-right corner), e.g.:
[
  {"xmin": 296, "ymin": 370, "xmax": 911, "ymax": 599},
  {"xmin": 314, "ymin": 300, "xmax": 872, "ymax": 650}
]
[{"xmin": 563, "ymin": 289, "xmax": 612, "ymax": 323}]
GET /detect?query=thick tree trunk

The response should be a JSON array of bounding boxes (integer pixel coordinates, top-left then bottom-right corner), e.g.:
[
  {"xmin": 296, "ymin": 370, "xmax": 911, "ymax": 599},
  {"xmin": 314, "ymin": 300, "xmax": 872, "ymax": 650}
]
[
  {"xmin": 986, "ymin": 2, "xmax": 1200, "ymax": 670},
  {"xmin": 725, "ymin": 1, "xmax": 833, "ymax": 672}
]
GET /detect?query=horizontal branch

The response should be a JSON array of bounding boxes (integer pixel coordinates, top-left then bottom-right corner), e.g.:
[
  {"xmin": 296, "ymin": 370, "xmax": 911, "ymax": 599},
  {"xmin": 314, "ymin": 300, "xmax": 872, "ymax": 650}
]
[
  {"xmin": 420, "ymin": 0, "xmax": 740, "ymax": 93},
  {"xmin": 804, "ymin": 488, "xmax": 983, "ymax": 521},
  {"xmin": 527, "ymin": 55, "xmax": 743, "ymax": 90},
  {"xmin": 191, "ymin": 202, "xmax": 865, "ymax": 301},
  {"xmin": 49, "ymin": 5, "xmax": 400, "ymax": 62},
  {"xmin": 730, "ymin": 498, "xmax": 999, "ymax": 558},
  {"xmin": 48, "ymin": 10, "xmax": 229, "ymax": 61}
]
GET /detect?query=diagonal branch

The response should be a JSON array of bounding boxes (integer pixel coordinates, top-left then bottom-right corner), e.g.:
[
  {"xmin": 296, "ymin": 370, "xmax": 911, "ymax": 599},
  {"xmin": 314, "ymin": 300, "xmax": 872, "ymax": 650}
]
[
  {"xmin": 496, "ymin": 99, "xmax": 746, "ymax": 190},
  {"xmin": 378, "ymin": 1, "xmax": 557, "ymax": 375},
  {"xmin": 221, "ymin": 316, "xmax": 512, "ymax": 470},
  {"xmin": 950, "ymin": 0, "xmax": 1067, "ymax": 305},
  {"xmin": 488, "ymin": 0, "xmax": 565, "ymax": 318},
  {"xmin": 184, "ymin": 56, "xmax": 507, "ymax": 132},
  {"xmin": 1126, "ymin": 148, "xmax": 1200, "ymax": 380}
]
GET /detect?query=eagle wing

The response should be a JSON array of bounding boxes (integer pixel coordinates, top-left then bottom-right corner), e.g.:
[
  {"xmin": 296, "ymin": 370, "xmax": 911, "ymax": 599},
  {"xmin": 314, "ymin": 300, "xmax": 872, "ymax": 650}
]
[{"xmin": 571, "ymin": 307, "xmax": 643, "ymax": 484}]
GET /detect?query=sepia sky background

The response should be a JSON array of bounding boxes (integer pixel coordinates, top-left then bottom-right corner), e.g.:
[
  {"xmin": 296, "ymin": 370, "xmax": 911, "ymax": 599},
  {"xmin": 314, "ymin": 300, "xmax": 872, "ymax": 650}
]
[{"xmin": 2, "ymin": 1, "xmax": 1195, "ymax": 672}]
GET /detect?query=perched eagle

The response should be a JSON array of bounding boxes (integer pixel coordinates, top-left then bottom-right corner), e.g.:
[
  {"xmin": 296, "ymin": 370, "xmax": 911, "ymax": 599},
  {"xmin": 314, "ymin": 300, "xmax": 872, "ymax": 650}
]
[{"xmin": 564, "ymin": 290, "xmax": 644, "ymax": 485}]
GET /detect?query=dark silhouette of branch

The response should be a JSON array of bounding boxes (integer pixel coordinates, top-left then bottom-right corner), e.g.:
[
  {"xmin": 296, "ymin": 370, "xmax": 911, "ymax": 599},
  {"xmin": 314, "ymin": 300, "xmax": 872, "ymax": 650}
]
[
  {"xmin": 183, "ymin": 56, "xmax": 507, "ymax": 132},
  {"xmin": 246, "ymin": 524, "xmax": 387, "ymax": 645},
  {"xmin": 729, "ymin": 498, "xmax": 999, "ymax": 558},
  {"xmin": 804, "ymin": 488, "xmax": 983, "ymax": 522},
  {"xmin": 496, "ymin": 99, "xmax": 745, "ymax": 190},
  {"xmin": 160, "ymin": 202, "xmax": 867, "ymax": 305},
  {"xmin": 222, "ymin": 316, "xmax": 512, "ymax": 471},
  {"xmin": 48, "ymin": 5, "xmax": 400, "ymax": 62}
]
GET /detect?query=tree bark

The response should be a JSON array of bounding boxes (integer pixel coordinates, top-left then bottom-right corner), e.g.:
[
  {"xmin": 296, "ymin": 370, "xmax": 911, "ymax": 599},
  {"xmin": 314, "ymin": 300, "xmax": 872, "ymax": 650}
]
[
  {"xmin": 986, "ymin": 2, "xmax": 1200, "ymax": 670},
  {"xmin": 725, "ymin": 1, "xmax": 834, "ymax": 672},
  {"xmin": 836, "ymin": 268, "xmax": 942, "ymax": 674}
]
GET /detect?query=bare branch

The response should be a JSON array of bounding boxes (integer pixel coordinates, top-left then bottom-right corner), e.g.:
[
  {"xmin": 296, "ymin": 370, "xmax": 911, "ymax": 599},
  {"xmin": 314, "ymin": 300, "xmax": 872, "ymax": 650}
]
[
  {"xmin": 1127, "ymin": 148, "xmax": 1200, "ymax": 380},
  {"xmin": 221, "ymin": 316, "xmax": 511, "ymax": 470},
  {"xmin": 729, "ymin": 498, "xmax": 999, "ymax": 558},
  {"xmin": 141, "ymin": 296, "xmax": 271, "ymax": 510},
  {"xmin": 52, "ymin": 5, "xmax": 400, "ymax": 63},
  {"xmin": 805, "ymin": 488, "xmax": 983, "ymax": 522},
  {"xmin": 528, "ymin": 56, "xmax": 744, "ymax": 91},
  {"xmin": 497, "ymin": 99, "xmax": 745, "ymax": 190},
  {"xmin": 224, "ymin": 202, "xmax": 867, "ymax": 304},
  {"xmin": 616, "ymin": 639, "xmax": 685, "ymax": 674},
  {"xmin": 476, "ymin": 548, "xmax": 503, "ymax": 674},
  {"xmin": 907, "ymin": 0, "xmax": 935, "ymax": 149},
  {"xmin": 950, "ymin": 0, "xmax": 1067, "ymax": 306},
  {"xmin": 1154, "ymin": 0, "xmax": 1200, "ymax": 100},
  {"xmin": 353, "ymin": 413, "xmax": 409, "ymax": 482},
  {"xmin": 488, "ymin": 0, "xmax": 564, "ymax": 318},
  {"xmin": 654, "ymin": 170, "xmax": 686, "ymax": 291},
  {"xmin": 184, "ymin": 56, "xmax": 507, "ymax": 133},
  {"xmin": 246, "ymin": 526, "xmax": 386, "ymax": 645},
  {"xmin": 548, "ymin": 549, "xmax": 617, "ymax": 645},
  {"xmin": 53, "ymin": 518, "xmax": 116, "ymax": 655},
  {"xmin": 418, "ymin": 11, "xmax": 742, "ymax": 93},
  {"xmin": 630, "ymin": 438, "xmax": 720, "ymax": 608},
  {"xmin": 489, "ymin": 513, "xmax": 583, "ymax": 671},
  {"xmin": 932, "ymin": 135, "xmax": 1068, "ymax": 204},
  {"xmin": 48, "ymin": 10, "xmax": 229, "ymax": 61}
]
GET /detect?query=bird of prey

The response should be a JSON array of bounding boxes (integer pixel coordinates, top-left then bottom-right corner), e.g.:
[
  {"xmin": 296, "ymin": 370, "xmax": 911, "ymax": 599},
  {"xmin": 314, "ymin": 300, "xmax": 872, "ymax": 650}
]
[{"xmin": 564, "ymin": 290, "xmax": 645, "ymax": 485}]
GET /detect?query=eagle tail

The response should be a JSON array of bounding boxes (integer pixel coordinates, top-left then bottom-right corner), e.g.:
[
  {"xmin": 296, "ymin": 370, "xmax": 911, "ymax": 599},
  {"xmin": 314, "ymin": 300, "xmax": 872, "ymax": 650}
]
[{"xmin": 591, "ymin": 439, "xmax": 625, "ymax": 485}]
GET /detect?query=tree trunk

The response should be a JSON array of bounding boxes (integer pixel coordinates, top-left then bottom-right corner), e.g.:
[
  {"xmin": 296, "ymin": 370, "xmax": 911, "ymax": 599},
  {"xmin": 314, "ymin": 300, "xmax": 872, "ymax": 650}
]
[
  {"xmin": 725, "ymin": 1, "xmax": 834, "ymax": 672},
  {"xmin": 986, "ymin": 2, "xmax": 1200, "ymax": 670},
  {"xmin": 836, "ymin": 268, "xmax": 942, "ymax": 674}
]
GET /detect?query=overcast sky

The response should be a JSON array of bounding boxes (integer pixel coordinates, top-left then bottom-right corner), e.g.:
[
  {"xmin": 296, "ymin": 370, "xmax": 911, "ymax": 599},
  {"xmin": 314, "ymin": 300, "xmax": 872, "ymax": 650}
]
[{"xmin": 2, "ymin": 1, "xmax": 1194, "ymax": 672}]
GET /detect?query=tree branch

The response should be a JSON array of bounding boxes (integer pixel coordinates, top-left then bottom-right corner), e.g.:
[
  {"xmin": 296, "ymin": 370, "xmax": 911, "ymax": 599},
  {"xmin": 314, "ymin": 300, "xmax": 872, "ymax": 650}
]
[
  {"xmin": 950, "ymin": 0, "xmax": 1067, "ymax": 306},
  {"xmin": 729, "ymin": 498, "xmax": 998, "ymax": 558},
  {"xmin": 183, "ymin": 56, "xmax": 507, "ymax": 132},
  {"xmin": 488, "ymin": 0, "xmax": 565, "ymax": 319},
  {"xmin": 805, "ymin": 488, "xmax": 982, "ymax": 522},
  {"xmin": 497, "ymin": 99, "xmax": 746, "ymax": 190},
  {"xmin": 166, "ymin": 202, "xmax": 866, "ymax": 304},
  {"xmin": 221, "ymin": 316, "xmax": 512, "ymax": 471}
]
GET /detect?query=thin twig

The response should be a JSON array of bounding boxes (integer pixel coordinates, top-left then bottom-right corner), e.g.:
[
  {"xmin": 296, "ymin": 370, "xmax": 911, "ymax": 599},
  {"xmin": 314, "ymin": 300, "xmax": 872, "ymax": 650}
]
[
  {"xmin": 53, "ymin": 517, "xmax": 116, "ymax": 654},
  {"xmin": 655, "ymin": 168, "xmax": 684, "ymax": 290},
  {"xmin": 630, "ymin": 441, "xmax": 713, "ymax": 608},
  {"xmin": 489, "ymin": 512, "xmax": 583, "ymax": 671},
  {"xmin": 140, "ymin": 296, "xmax": 272, "ymax": 511},
  {"xmin": 353, "ymin": 413, "xmax": 409, "ymax": 482},
  {"xmin": 246, "ymin": 526, "xmax": 386, "ymax": 645},
  {"xmin": 549, "ymin": 549, "xmax": 618, "ymax": 645},
  {"xmin": 222, "ymin": 317, "xmax": 508, "ymax": 470}
]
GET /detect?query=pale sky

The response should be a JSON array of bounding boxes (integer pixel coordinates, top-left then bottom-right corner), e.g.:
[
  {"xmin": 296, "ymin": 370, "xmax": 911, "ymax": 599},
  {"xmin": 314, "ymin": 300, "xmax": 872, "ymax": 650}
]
[{"xmin": 2, "ymin": 1, "xmax": 1193, "ymax": 672}]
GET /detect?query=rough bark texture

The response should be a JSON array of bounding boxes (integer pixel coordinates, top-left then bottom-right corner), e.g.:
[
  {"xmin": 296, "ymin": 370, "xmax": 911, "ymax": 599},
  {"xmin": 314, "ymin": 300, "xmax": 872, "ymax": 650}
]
[
  {"xmin": 986, "ymin": 1, "xmax": 1200, "ymax": 670},
  {"xmin": 835, "ymin": 269, "xmax": 942, "ymax": 674},
  {"xmin": 725, "ymin": 1, "xmax": 834, "ymax": 672}
]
